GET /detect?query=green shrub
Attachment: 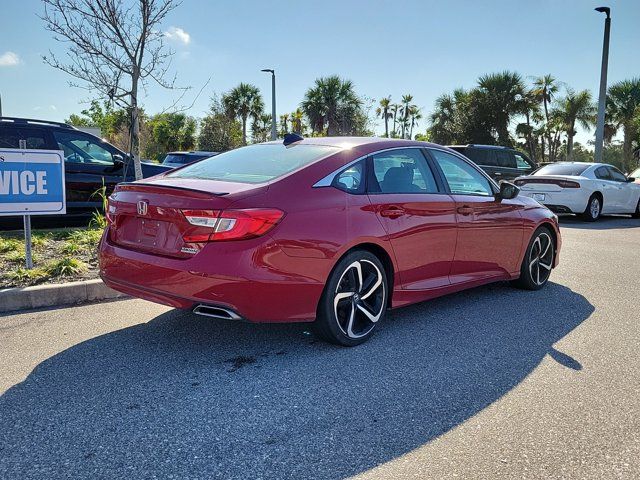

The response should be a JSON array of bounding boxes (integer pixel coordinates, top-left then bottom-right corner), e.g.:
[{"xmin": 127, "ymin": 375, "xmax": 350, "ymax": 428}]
[
  {"xmin": 7, "ymin": 267, "xmax": 49, "ymax": 283},
  {"xmin": 45, "ymin": 257, "xmax": 87, "ymax": 277},
  {"xmin": 0, "ymin": 238, "xmax": 22, "ymax": 254},
  {"xmin": 67, "ymin": 229, "xmax": 102, "ymax": 246},
  {"xmin": 60, "ymin": 242, "xmax": 82, "ymax": 255}
]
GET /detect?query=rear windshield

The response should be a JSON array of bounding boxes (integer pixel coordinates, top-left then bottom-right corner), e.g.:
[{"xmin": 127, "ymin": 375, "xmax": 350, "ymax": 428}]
[
  {"xmin": 534, "ymin": 164, "xmax": 590, "ymax": 176},
  {"xmin": 163, "ymin": 154, "xmax": 212, "ymax": 165},
  {"xmin": 167, "ymin": 144, "xmax": 339, "ymax": 183}
]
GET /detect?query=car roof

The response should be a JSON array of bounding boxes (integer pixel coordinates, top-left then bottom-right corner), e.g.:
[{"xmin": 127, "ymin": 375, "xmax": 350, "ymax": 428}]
[
  {"xmin": 166, "ymin": 151, "xmax": 218, "ymax": 156},
  {"xmin": 446, "ymin": 144, "xmax": 510, "ymax": 150},
  {"xmin": 0, "ymin": 116, "xmax": 76, "ymax": 130},
  {"xmin": 263, "ymin": 136, "xmax": 443, "ymax": 150}
]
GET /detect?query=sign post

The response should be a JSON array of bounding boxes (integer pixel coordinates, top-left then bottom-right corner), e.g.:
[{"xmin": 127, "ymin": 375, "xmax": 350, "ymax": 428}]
[{"xmin": 0, "ymin": 148, "xmax": 66, "ymax": 269}]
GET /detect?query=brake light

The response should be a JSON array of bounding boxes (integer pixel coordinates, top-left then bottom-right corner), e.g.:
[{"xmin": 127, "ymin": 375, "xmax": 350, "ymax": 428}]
[
  {"xmin": 181, "ymin": 208, "xmax": 284, "ymax": 242},
  {"xmin": 106, "ymin": 198, "xmax": 117, "ymax": 224},
  {"xmin": 515, "ymin": 179, "xmax": 580, "ymax": 188}
]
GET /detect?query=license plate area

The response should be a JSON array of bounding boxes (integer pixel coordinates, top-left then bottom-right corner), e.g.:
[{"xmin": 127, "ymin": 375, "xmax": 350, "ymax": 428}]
[
  {"xmin": 531, "ymin": 193, "xmax": 546, "ymax": 201},
  {"xmin": 114, "ymin": 215, "xmax": 182, "ymax": 254}
]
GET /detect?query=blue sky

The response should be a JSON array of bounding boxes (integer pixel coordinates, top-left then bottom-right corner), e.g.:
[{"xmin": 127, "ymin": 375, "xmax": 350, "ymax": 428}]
[{"xmin": 1, "ymin": 0, "xmax": 638, "ymax": 145}]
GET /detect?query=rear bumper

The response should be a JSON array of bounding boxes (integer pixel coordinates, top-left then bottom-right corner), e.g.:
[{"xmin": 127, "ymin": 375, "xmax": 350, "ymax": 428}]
[
  {"xmin": 99, "ymin": 233, "xmax": 327, "ymax": 323},
  {"xmin": 521, "ymin": 190, "xmax": 587, "ymax": 215}
]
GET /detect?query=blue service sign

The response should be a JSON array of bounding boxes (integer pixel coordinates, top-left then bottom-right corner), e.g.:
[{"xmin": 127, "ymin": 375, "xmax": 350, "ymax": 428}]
[{"xmin": 0, "ymin": 149, "xmax": 66, "ymax": 216}]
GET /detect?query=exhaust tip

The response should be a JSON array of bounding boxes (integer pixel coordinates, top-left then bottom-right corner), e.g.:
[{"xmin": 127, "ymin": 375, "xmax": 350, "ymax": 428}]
[{"xmin": 193, "ymin": 304, "xmax": 242, "ymax": 321}]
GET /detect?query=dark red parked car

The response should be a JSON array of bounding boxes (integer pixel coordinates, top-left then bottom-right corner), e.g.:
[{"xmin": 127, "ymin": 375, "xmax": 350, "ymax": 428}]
[{"xmin": 99, "ymin": 136, "xmax": 561, "ymax": 345}]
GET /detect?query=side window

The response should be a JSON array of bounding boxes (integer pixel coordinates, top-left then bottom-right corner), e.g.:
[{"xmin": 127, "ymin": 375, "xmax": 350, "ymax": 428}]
[
  {"xmin": 0, "ymin": 127, "xmax": 49, "ymax": 149},
  {"xmin": 333, "ymin": 161, "xmax": 364, "ymax": 194},
  {"xmin": 53, "ymin": 130, "xmax": 114, "ymax": 165},
  {"xmin": 368, "ymin": 149, "xmax": 438, "ymax": 194},
  {"xmin": 463, "ymin": 148, "xmax": 496, "ymax": 167},
  {"xmin": 514, "ymin": 153, "xmax": 532, "ymax": 170},
  {"xmin": 595, "ymin": 166, "xmax": 610, "ymax": 180},
  {"xmin": 607, "ymin": 167, "xmax": 626, "ymax": 182},
  {"xmin": 495, "ymin": 150, "xmax": 516, "ymax": 168},
  {"xmin": 430, "ymin": 149, "xmax": 494, "ymax": 197},
  {"xmin": 0, "ymin": 127, "xmax": 20, "ymax": 148}
]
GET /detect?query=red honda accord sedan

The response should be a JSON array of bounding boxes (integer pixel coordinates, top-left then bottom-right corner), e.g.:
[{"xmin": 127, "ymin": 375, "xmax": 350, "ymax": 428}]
[{"xmin": 99, "ymin": 136, "xmax": 561, "ymax": 345}]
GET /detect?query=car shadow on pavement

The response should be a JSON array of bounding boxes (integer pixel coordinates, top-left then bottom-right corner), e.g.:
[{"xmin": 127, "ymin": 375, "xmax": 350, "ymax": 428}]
[
  {"xmin": 0, "ymin": 282, "xmax": 594, "ymax": 479},
  {"xmin": 559, "ymin": 215, "xmax": 640, "ymax": 230}
]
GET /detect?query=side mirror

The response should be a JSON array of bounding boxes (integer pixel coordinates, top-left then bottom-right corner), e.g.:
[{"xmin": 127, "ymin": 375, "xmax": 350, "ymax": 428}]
[
  {"xmin": 496, "ymin": 181, "xmax": 520, "ymax": 200},
  {"xmin": 626, "ymin": 177, "xmax": 635, "ymax": 183}
]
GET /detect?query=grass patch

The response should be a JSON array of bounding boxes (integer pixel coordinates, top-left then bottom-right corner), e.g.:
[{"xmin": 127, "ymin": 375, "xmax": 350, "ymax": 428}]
[
  {"xmin": 45, "ymin": 257, "xmax": 88, "ymax": 277},
  {"xmin": 60, "ymin": 241, "xmax": 82, "ymax": 255},
  {"xmin": 67, "ymin": 228, "xmax": 103, "ymax": 246},
  {"xmin": 0, "ymin": 237, "xmax": 22, "ymax": 254},
  {"xmin": 6, "ymin": 267, "xmax": 49, "ymax": 283}
]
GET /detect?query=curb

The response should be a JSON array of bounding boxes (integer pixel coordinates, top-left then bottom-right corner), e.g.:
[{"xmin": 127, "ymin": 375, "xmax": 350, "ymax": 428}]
[{"xmin": 0, "ymin": 279, "xmax": 128, "ymax": 314}]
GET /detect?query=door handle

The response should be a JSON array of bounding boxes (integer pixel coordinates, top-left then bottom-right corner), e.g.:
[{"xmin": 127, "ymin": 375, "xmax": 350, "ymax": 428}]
[
  {"xmin": 457, "ymin": 205, "xmax": 474, "ymax": 216},
  {"xmin": 380, "ymin": 206, "xmax": 405, "ymax": 218}
]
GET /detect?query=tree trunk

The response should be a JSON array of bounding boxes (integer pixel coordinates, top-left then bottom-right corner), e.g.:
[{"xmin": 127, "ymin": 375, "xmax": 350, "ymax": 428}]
[
  {"xmin": 543, "ymin": 97, "xmax": 552, "ymax": 163},
  {"xmin": 241, "ymin": 115, "xmax": 247, "ymax": 145},
  {"xmin": 566, "ymin": 125, "xmax": 575, "ymax": 161},
  {"xmin": 384, "ymin": 111, "xmax": 389, "ymax": 138},
  {"xmin": 130, "ymin": 74, "xmax": 143, "ymax": 180},
  {"xmin": 623, "ymin": 123, "xmax": 633, "ymax": 172}
]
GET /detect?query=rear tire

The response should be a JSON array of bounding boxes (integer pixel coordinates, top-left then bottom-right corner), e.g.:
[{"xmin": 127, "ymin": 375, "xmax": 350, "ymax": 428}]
[
  {"xmin": 314, "ymin": 250, "xmax": 388, "ymax": 346},
  {"xmin": 511, "ymin": 226, "xmax": 555, "ymax": 291},
  {"xmin": 582, "ymin": 194, "xmax": 601, "ymax": 221}
]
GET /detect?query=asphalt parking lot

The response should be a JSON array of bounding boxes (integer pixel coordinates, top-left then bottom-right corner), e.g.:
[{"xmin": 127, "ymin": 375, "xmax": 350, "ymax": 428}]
[{"xmin": 1, "ymin": 216, "xmax": 639, "ymax": 479}]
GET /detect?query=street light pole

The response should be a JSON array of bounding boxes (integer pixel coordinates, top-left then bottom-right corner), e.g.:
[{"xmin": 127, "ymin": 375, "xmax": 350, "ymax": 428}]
[
  {"xmin": 261, "ymin": 69, "xmax": 277, "ymax": 140},
  {"xmin": 594, "ymin": 6, "xmax": 611, "ymax": 163}
]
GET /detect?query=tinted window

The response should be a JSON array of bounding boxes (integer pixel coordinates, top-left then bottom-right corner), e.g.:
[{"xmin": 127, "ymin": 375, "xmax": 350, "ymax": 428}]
[
  {"xmin": 459, "ymin": 148, "xmax": 497, "ymax": 167},
  {"xmin": 595, "ymin": 166, "xmax": 610, "ymax": 180},
  {"xmin": 514, "ymin": 153, "xmax": 532, "ymax": 169},
  {"xmin": 169, "ymin": 144, "xmax": 338, "ymax": 184},
  {"xmin": 368, "ymin": 149, "xmax": 438, "ymax": 194},
  {"xmin": 334, "ymin": 161, "xmax": 364, "ymax": 193},
  {"xmin": 430, "ymin": 149, "xmax": 493, "ymax": 196},
  {"xmin": 53, "ymin": 131, "xmax": 114, "ymax": 165},
  {"xmin": 607, "ymin": 166, "xmax": 627, "ymax": 182},
  {"xmin": 0, "ymin": 127, "xmax": 49, "ymax": 149},
  {"xmin": 0, "ymin": 127, "xmax": 21, "ymax": 148},
  {"xmin": 495, "ymin": 151, "xmax": 516, "ymax": 168},
  {"xmin": 534, "ymin": 164, "xmax": 590, "ymax": 176}
]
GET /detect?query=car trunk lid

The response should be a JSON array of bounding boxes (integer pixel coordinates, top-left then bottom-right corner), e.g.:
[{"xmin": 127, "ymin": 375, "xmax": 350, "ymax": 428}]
[{"xmin": 107, "ymin": 178, "xmax": 264, "ymax": 258}]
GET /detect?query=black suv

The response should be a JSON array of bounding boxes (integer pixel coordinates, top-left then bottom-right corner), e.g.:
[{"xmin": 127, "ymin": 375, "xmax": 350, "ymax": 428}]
[
  {"xmin": 447, "ymin": 144, "xmax": 537, "ymax": 182},
  {"xmin": 0, "ymin": 117, "xmax": 171, "ymax": 226}
]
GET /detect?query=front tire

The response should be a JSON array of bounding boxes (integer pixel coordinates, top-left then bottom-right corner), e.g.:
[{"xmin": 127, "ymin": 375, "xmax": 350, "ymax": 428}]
[
  {"xmin": 512, "ymin": 227, "xmax": 555, "ymax": 291},
  {"xmin": 314, "ymin": 250, "xmax": 388, "ymax": 346},
  {"xmin": 582, "ymin": 194, "xmax": 601, "ymax": 221}
]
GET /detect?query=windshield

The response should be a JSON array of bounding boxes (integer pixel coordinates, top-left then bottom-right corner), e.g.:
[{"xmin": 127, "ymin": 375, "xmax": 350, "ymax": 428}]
[
  {"xmin": 167, "ymin": 144, "xmax": 339, "ymax": 183},
  {"xmin": 534, "ymin": 164, "xmax": 590, "ymax": 176}
]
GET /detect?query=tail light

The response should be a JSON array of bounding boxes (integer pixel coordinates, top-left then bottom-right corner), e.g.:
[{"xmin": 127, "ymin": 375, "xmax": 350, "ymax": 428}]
[
  {"xmin": 515, "ymin": 179, "xmax": 580, "ymax": 188},
  {"xmin": 181, "ymin": 208, "xmax": 284, "ymax": 242},
  {"xmin": 106, "ymin": 198, "xmax": 116, "ymax": 224}
]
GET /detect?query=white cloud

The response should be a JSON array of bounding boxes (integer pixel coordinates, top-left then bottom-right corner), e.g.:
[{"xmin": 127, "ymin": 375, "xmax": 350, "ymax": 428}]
[
  {"xmin": 49, "ymin": 105, "xmax": 57, "ymax": 111},
  {"xmin": 0, "ymin": 51, "xmax": 21, "ymax": 67},
  {"xmin": 165, "ymin": 27, "xmax": 190, "ymax": 45}
]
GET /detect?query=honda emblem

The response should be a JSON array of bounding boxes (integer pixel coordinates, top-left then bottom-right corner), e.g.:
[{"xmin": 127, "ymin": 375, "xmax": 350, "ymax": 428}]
[{"xmin": 137, "ymin": 200, "xmax": 148, "ymax": 216}]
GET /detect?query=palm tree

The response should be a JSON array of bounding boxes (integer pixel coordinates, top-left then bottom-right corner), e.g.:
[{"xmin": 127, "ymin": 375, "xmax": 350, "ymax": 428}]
[
  {"xmin": 477, "ymin": 71, "xmax": 525, "ymax": 145},
  {"xmin": 279, "ymin": 113, "xmax": 289, "ymax": 135},
  {"xmin": 399, "ymin": 94, "xmax": 414, "ymax": 139},
  {"xmin": 532, "ymin": 75, "xmax": 559, "ymax": 160},
  {"xmin": 251, "ymin": 114, "xmax": 272, "ymax": 143},
  {"xmin": 375, "ymin": 96, "xmax": 393, "ymax": 137},
  {"xmin": 222, "ymin": 83, "xmax": 264, "ymax": 145},
  {"xmin": 517, "ymin": 90, "xmax": 542, "ymax": 160},
  {"xmin": 290, "ymin": 109, "xmax": 304, "ymax": 135},
  {"xmin": 301, "ymin": 75, "xmax": 362, "ymax": 136},
  {"xmin": 408, "ymin": 106, "xmax": 422, "ymax": 140},
  {"xmin": 606, "ymin": 78, "xmax": 640, "ymax": 171},
  {"xmin": 390, "ymin": 103, "xmax": 400, "ymax": 138},
  {"xmin": 556, "ymin": 90, "xmax": 596, "ymax": 160}
]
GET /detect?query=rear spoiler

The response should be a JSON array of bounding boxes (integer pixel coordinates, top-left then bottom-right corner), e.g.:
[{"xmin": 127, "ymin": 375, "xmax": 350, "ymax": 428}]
[{"xmin": 115, "ymin": 182, "xmax": 228, "ymax": 198}]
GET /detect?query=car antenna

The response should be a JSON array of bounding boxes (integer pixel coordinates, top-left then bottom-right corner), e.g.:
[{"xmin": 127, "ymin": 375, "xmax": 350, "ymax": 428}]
[{"xmin": 283, "ymin": 133, "xmax": 304, "ymax": 146}]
